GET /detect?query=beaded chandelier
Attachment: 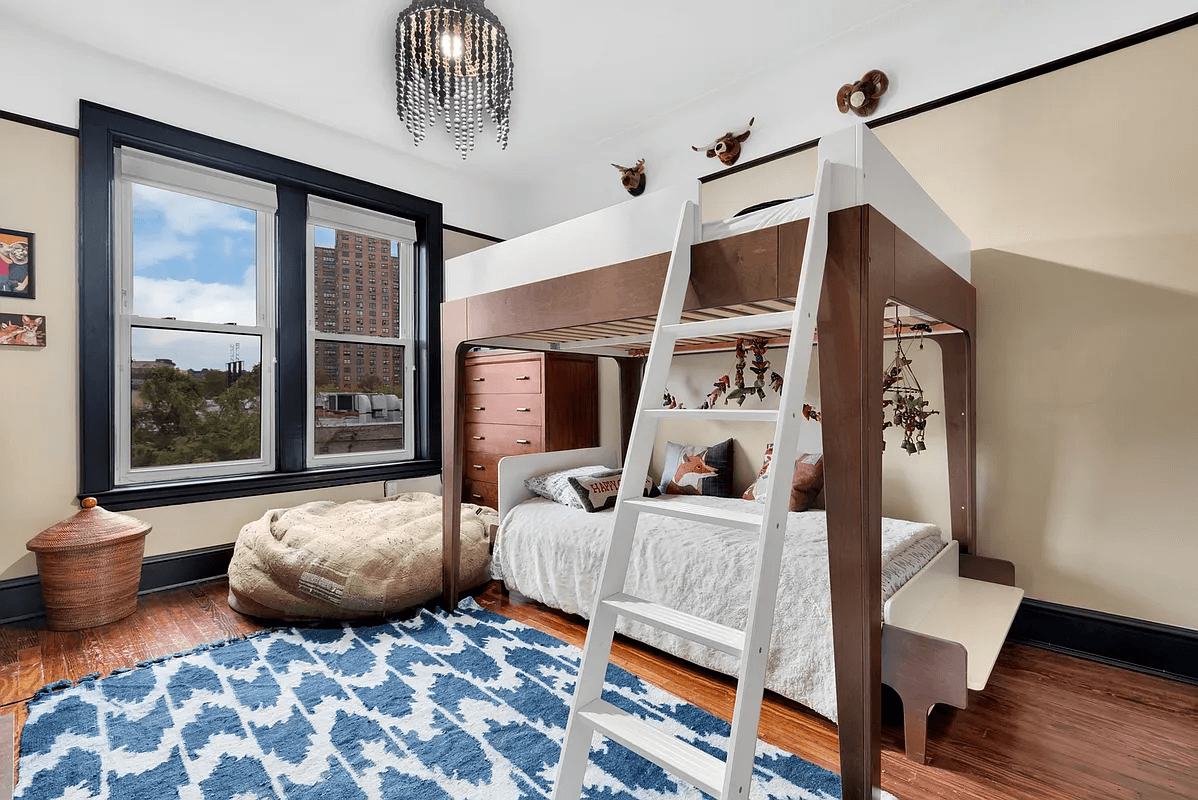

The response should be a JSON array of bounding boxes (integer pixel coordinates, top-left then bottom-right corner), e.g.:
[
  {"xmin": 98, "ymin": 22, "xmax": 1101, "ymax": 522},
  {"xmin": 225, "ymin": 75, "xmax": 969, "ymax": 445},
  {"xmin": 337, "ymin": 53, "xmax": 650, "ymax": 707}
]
[{"xmin": 395, "ymin": 0, "xmax": 514, "ymax": 159}]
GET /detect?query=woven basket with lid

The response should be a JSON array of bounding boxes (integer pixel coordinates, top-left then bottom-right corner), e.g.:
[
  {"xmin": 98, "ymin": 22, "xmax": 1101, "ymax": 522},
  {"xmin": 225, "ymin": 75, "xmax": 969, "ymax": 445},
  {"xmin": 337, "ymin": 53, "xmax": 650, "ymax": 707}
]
[{"xmin": 26, "ymin": 498, "xmax": 152, "ymax": 631}]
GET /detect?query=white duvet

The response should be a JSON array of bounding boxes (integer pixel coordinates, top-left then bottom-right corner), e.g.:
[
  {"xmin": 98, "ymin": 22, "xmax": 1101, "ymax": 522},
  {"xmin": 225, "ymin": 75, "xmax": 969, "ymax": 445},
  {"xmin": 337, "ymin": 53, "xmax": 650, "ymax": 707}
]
[{"xmin": 492, "ymin": 495, "xmax": 945, "ymax": 722}]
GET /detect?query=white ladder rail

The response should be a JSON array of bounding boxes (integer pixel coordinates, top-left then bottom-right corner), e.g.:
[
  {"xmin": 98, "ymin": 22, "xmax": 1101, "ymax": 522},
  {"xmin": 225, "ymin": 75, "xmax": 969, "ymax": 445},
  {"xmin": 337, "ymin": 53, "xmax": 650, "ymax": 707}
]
[
  {"xmin": 552, "ymin": 160, "xmax": 837, "ymax": 800},
  {"xmin": 552, "ymin": 199, "xmax": 702, "ymax": 800},
  {"xmin": 720, "ymin": 158, "xmax": 836, "ymax": 798}
]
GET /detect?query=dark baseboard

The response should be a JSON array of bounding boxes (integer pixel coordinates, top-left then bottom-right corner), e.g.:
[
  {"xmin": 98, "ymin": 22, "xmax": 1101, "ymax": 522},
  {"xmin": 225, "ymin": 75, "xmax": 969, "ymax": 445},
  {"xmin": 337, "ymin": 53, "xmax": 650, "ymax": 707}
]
[
  {"xmin": 1009, "ymin": 598, "xmax": 1198, "ymax": 686},
  {"xmin": 0, "ymin": 544, "xmax": 235, "ymax": 625}
]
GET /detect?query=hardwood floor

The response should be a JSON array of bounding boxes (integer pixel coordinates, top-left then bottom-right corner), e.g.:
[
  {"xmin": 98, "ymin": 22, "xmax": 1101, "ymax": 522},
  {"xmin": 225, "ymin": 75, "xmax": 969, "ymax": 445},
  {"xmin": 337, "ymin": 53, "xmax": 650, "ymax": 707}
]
[{"xmin": 2, "ymin": 579, "xmax": 1196, "ymax": 799}]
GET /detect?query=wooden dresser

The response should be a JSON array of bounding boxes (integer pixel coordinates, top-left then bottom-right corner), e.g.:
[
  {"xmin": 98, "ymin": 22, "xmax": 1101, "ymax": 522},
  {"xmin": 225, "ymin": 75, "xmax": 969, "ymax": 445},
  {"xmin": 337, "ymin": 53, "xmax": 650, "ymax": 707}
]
[{"xmin": 462, "ymin": 350, "xmax": 600, "ymax": 510}]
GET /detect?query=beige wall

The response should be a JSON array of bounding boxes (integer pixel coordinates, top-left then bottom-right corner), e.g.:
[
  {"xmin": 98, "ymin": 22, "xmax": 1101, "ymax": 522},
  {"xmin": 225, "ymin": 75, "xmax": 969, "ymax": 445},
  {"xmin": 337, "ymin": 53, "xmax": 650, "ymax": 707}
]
[
  {"xmin": 0, "ymin": 119, "xmax": 437, "ymax": 582},
  {"xmin": 688, "ymin": 25, "xmax": 1198, "ymax": 630}
]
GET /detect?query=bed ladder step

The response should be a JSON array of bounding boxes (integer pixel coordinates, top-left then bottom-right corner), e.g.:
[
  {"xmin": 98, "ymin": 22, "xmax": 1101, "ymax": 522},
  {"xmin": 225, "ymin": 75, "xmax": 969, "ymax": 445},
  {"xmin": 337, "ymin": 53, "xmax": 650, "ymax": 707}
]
[
  {"xmin": 575, "ymin": 700, "xmax": 727, "ymax": 799},
  {"xmin": 602, "ymin": 592, "xmax": 745, "ymax": 656},
  {"xmin": 622, "ymin": 498, "xmax": 762, "ymax": 532},
  {"xmin": 553, "ymin": 158, "xmax": 836, "ymax": 800},
  {"xmin": 641, "ymin": 408, "xmax": 778, "ymax": 422},
  {"xmin": 662, "ymin": 310, "xmax": 794, "ymax": 341}
]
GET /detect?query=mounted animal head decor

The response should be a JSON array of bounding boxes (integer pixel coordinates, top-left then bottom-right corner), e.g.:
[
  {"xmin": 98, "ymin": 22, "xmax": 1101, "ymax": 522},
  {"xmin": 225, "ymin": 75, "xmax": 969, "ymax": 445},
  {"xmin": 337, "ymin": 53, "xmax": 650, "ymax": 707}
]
[
  {"xmin": 692, "ymin": 117, "xmax": 754, "ymax": 167},
  {"xmin": 611, "ymin": 159, "xmax": 647, "ymax": 196},
  {"xmin": 837, "ymin": 70, "xmax": 889, "ymax": 117}
]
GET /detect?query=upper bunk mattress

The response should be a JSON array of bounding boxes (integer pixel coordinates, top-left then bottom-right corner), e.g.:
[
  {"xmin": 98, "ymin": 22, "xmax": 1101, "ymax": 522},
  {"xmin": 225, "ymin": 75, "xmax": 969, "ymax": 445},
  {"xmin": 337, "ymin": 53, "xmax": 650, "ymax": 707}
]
[
  {"xmin": 491, "ymin": 494, "xmax": 945, "ymax": 722},
  {"xmin": 701, "ymin": 195, "xmax": 813, "ymax": 243}
]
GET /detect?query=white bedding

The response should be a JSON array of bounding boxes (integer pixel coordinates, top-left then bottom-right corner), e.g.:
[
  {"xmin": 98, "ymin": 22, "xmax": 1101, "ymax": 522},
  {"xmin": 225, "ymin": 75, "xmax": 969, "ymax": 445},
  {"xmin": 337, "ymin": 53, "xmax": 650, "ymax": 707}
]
[
  {"xmin": 700, "ymin": 195, "xmax": 814, "ymax": 242},
  {"xmin": 492, "ymin": 495, "xmax": 945, "ymax": 722}
]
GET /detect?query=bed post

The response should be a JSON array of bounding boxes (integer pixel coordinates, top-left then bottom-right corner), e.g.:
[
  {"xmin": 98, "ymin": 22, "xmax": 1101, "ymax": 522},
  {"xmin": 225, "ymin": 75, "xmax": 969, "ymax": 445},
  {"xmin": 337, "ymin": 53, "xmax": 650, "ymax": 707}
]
[
  {"xmin": 939, "ymin": 332, "xmax": 977, "ymax": 555},
  {"xmin": 441, "ymin": 298, "xmax": 469, "ymax": 610},
  {"xmin": 616, "ymin": 356, "xmax": 644, "ymax": 462},
  {"xmin": 818, "ymin": 207, "xmax": 890, "ymax": 800}
]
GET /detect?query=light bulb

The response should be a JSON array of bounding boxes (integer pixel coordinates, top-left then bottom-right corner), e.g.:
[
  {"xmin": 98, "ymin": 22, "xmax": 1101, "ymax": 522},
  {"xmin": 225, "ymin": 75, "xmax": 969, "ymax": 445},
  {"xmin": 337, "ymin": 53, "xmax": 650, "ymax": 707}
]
[{"xmin": 440, "ymin": 32, "xmax": 464, "ymax": 59}]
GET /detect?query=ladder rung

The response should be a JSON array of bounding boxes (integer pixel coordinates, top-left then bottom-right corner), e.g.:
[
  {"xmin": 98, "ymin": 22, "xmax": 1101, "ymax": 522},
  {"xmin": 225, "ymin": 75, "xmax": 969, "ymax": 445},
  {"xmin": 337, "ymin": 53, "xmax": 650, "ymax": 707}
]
[
  {"xmin": 623, "ymin": 499, "xmax": 762, "ymax": 532},
  {"xmin": 641, "ymin": 408, "xmax": 777, "ymax": 423},
  {"xmin": 663, "ymin": 311, "xmax": 794, "ymax": 340},
  {"xmin": 577, "ymin": 699, "xmax": 727, "ymax": 799},
  {"xmin": 602, "ymin": 593, "xmax": 745, "ymax": 656}
]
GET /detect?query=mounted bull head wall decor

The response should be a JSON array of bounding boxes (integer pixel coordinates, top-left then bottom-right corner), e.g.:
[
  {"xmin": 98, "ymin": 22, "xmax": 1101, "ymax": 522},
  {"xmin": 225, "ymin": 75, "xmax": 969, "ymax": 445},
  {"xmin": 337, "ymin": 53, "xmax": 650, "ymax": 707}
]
[
  {"xmin": 692, "ymin": 117, "xmax": 754, "ymax": 167},
  {"xmin": 837, "ymin": 69, "xmax": 889, "ymax": 117},
  {"xmin": 611, "ymin": 159, "xmax": 647, "ymax": 196}
]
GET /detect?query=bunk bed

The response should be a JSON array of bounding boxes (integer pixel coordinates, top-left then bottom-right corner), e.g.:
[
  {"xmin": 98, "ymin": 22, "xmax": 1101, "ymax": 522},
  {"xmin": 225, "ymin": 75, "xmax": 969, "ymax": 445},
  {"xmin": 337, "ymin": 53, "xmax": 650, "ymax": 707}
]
[{"xmin": 440, "ymin": 125, "xmax": 1022, "ymax": 799}]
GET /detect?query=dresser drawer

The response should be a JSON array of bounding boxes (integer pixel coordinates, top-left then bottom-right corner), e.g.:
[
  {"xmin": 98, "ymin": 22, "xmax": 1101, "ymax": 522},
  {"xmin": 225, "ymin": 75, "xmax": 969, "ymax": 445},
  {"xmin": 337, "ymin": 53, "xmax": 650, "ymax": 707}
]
[
  {"xmin": 464, "ymin": 422, "xmax": 543, "ymax": 455},
  {"xmin": 464, "ymin": 479, "xmax": 498, "ymax": 510},
  {"xmin": 464, "ymin": 393, "xmax": 543, "ymax": 425},
  {"xmin": 464, "ymin": 359, "xmax": 542, "ymax": 394},
  {"xmin": 462, "ymin": 451, "xmax": 502, "ymax": 482}
]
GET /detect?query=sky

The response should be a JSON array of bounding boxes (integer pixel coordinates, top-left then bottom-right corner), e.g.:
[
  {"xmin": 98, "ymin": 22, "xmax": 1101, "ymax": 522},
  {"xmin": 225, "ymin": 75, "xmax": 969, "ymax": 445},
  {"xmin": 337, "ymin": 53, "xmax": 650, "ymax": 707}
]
[
  {"xmin": 128, "ymin": 184, "xmax": 404, "ymax": 374},
  {"xmin": 130, "ymin": 183, "xmax": 264, "ymax": 372}
]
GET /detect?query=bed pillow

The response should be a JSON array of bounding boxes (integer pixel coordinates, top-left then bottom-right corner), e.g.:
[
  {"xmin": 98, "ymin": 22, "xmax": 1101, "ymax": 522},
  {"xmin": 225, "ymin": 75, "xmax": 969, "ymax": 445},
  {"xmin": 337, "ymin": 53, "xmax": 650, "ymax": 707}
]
[
  {"xmin": 525, "ymin": 465, "xmax": 608, "ymax": 509},
  {"xmin": 566, "ymin": 469, "xmax": 661, "ymax": 513},
  {"xmin": 658, "ymin": 438, "xmax": 735, "ymax": 497},
  {"xmin": 743, "ymin": 443, "xmax": 825, "ymax": 511}
]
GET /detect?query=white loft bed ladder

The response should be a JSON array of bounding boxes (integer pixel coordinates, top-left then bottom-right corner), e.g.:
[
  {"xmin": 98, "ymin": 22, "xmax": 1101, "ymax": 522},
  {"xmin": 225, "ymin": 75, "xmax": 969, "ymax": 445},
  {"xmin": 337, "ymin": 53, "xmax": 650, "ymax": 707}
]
[{"xmin": 551, "ymin": 159, "xmax": 837, "ymax": 800}]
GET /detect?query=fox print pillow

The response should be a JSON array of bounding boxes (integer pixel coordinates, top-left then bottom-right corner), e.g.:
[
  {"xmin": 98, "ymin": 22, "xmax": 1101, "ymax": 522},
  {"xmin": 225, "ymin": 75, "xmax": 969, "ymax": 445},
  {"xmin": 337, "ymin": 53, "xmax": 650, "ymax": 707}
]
[{"xmin": 657, "ymin": 438, "xmax": 735, "ymax": 498}]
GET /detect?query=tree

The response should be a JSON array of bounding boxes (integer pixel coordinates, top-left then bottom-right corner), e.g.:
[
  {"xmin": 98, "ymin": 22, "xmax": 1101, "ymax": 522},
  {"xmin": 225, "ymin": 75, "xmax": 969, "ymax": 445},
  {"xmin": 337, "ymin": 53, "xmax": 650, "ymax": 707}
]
[{"xmin": 131, "ymin": 364, "xmax": 262, "ymax": 468}]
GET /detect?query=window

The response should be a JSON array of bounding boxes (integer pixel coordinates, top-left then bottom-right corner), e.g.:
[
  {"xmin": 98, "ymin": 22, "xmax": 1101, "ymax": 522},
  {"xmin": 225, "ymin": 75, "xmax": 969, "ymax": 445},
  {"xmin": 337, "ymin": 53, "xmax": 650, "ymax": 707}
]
[
  {"xmin": 79, "ymin": 103, "xmax": 443, "ymax": 510},
  {"xmin": 113, "ymin": 149, "xmax": 277, "ymax": 485}
]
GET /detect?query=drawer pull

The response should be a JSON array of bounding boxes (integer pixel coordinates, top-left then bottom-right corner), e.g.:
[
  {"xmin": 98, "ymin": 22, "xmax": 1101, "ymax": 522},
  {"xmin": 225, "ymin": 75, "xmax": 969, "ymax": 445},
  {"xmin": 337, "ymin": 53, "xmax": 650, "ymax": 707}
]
[
  {"xmin": 472, "ymin": 436, "xmax": 485, "ymax": 440},
  {"xmin": 516, "ymin": 407, "xmax": 530, "ymax": 412},
  {"xmin": 516, "ymin": 439, "xmax": 531, "ymax": 445},
  {"xmin": 473, "ymin": 406, "xmax": 485, "ymax": 411},
  {"xmin": 472, "ymin": 494, "xmax": 483, "ymax": 500},
  {"xmin": 472, "ymin": 377, "xmax": 485, "ymax": 382},
  {"xmin": 472, "ymin": 464, "xmax": 485, "ymax": 470},
  {"xmin": 515, "ymin": 375, "xmax": 530, "ymax": 381}
]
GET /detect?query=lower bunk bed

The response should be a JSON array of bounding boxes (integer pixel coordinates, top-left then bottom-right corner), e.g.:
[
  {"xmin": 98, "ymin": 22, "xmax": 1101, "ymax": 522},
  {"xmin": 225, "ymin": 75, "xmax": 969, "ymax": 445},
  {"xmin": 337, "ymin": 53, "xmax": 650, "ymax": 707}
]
[{"xmin": 493, "ymin": 446, "xmax": 1024, "ymax": 763}]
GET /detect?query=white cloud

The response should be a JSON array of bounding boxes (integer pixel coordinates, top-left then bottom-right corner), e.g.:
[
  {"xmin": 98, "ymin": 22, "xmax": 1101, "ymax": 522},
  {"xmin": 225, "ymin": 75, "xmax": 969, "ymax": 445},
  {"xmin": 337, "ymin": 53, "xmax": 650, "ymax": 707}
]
[
  {"xmin": 134, "ymin": 264, "xmax": 257, "ymax": 326},
  {"xmin": 133, "ymin": 184, "xmax": 255, "ymax": 269}
]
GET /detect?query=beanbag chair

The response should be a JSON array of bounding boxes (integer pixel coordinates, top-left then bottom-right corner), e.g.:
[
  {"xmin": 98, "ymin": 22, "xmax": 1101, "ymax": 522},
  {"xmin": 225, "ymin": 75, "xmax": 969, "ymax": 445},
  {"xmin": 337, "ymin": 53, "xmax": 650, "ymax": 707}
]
[{"xmin": 228, "ymin": 491, "xmax": 496, "ymax": 619}]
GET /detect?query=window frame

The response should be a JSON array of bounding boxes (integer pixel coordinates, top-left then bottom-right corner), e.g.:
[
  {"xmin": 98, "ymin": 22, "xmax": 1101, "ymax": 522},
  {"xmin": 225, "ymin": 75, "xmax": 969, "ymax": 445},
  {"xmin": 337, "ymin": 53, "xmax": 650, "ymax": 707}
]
[{"xmin": 79, "ymin": 101, "xmax": 444, "ymax": 511}]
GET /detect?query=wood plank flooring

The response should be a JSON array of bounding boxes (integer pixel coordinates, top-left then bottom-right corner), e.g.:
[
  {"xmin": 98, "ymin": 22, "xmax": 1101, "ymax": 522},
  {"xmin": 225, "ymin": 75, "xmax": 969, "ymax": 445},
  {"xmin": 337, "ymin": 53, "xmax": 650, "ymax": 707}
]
[{"xmin": 2, "ymin": 579, "xmax": 1195, "ymax": 800}]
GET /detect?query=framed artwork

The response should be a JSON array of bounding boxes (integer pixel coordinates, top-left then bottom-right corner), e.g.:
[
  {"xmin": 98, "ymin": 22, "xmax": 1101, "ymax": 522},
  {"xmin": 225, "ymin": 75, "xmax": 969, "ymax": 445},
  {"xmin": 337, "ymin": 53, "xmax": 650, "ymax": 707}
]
[
  {"xmin": 0, "ymin": 312, "xmax": 46, "ymax": 347},
  {"xmin": 0, "ymin": 228, "xmax": 34, "ymax": 299}
]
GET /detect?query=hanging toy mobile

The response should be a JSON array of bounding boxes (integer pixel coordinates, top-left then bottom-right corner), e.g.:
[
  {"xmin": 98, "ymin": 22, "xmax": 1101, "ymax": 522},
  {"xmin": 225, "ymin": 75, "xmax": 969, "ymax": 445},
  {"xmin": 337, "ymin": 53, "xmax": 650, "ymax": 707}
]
[{"xmin": 881, "ymin": 314, "xmax": 939, "ymax": 453}]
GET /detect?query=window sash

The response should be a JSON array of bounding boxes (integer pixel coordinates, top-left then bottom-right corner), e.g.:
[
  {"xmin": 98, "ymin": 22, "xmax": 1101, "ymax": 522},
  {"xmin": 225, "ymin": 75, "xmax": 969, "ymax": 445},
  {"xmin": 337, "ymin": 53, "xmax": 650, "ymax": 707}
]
[
  {"xmin": 113, "ymin": 150, "xmax": 277, "ymax": 485},
  {"xmin": 306, "ymin": 333, "xmax": 415, "ymax": 467},
  {"xmin": 305, "ymin": 212, "xmax": 416, "ymax": 467}
]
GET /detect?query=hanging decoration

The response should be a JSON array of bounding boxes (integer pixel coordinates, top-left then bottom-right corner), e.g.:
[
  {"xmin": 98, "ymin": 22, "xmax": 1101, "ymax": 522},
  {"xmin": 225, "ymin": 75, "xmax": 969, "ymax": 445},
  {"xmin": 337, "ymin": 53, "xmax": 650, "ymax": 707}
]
[
  {"xmin": 660, "ymin": 338, "xmax": 790, "ymax": 411},
  {"xmin": 395, "ymin": 0, "xmax": 514, "ymax": 159},
  {"xmin": 882, "ymin": 315, "xmax": 939, "ymax": 454},
  {"xmin": 651, "ymin": 327, "xmax": 939, "ymax": 457}
]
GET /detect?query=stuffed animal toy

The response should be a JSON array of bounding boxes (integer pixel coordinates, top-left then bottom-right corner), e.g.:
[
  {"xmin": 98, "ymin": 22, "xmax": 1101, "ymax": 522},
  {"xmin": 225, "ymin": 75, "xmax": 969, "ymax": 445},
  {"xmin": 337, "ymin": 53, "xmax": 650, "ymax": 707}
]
[
  {"xmin": 837, "ymin": 70, "xmax": 889, "ymax": 117},
  {"xmin": 692, "ymin": 118, "xmax": 754, "ymax": 166}
]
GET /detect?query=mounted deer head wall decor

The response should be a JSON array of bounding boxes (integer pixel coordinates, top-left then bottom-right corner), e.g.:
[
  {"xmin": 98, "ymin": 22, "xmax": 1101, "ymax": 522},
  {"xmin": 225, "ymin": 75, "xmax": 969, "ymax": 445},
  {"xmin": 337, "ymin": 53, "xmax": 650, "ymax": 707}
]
[
  {"xmin": 692, "ymin": 117, "xmax": 754, "ymax": 166},
  {"xmin": 837, "ymin": 70, "xmax": 889, "ymax": 117},
  {"xmin": 611, "ymin": 159, "xmax": 647, "ymax": 196}
]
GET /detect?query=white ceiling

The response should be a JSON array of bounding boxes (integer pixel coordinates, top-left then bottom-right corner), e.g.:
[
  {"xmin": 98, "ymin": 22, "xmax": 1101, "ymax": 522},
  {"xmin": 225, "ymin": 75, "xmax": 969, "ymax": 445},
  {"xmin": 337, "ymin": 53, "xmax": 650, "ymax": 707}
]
[
  {"xmin": 0, "ymin": 0, "xmax": 920, "ymax": 178},
  {"xmin": 2, "ymin": 0, "xmax": 1194, "ymax": 235}
]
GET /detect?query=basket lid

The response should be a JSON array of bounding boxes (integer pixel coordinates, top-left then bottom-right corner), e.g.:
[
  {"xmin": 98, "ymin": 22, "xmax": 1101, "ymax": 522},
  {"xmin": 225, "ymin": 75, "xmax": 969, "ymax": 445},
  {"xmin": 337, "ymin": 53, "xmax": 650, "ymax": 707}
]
[{"xmin": 26, "ymin": 498, "xmax": 152, "ymax": 553}]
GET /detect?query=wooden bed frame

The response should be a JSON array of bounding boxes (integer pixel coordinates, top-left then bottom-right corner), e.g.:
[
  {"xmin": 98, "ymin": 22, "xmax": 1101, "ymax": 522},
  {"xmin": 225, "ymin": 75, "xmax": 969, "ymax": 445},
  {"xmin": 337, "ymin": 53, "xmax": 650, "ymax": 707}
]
[{"xmin": 439, "ymin": 126, "xmax": 1019, "ymax": 799}]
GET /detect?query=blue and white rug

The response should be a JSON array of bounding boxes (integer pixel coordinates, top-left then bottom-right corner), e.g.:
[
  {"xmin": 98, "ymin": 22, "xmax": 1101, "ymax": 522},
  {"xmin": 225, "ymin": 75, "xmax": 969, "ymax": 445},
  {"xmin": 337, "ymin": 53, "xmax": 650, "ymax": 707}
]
[{"xmin": 16, "ymin": 598, "xmax": 859, "ymax": 799}]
